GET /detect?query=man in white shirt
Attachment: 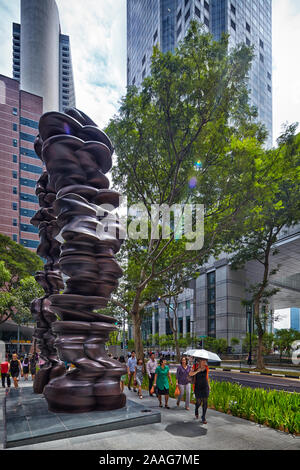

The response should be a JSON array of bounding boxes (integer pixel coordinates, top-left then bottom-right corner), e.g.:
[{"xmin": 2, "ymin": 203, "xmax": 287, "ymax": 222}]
[
  {"xmin": 127, "ymin": 350, "xmax": 137, "ymax": 391},
  {"xmin": 146, "ymin": 352, "xmax": 158, "ymax": 396}
]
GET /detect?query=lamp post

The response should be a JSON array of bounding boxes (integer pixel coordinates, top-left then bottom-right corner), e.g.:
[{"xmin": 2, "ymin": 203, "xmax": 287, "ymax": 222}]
[{"xmin": 190, "ymin": 320, "xmax": 195, "ymax": 348}]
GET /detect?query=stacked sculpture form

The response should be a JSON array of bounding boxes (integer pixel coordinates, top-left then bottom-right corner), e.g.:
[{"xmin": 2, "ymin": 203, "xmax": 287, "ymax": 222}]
[
  {"xmin": 30, "ymin": 172, "xmax": 66, "ymax": 393},
  {"xmin": 33, "ymin": 108, "xmax": 126, "ymax": 413}
]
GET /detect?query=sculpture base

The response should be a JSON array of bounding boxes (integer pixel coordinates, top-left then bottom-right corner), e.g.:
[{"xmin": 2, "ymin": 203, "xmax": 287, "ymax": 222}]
[{"xmin": 4, "ymin": 387, "xmax": 161, "ymax": 448}]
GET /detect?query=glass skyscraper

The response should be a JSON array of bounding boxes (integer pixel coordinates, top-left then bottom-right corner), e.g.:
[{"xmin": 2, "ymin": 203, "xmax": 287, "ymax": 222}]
[{"xmin": 127, "ymin": 0, "xmax": 272, "ymax": 146}]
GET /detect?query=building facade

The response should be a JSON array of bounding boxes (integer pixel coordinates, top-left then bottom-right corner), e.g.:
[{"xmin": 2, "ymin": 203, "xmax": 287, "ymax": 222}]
[
  {"xmin": 0, "ymin": 74, "xmax": 43, "ymax": 250},
  {"xmin": 127, "ymin": 0, "xmax": 272, "ymax": 146},
  {"xmin": 13, "ymin": 0, "xmax": 75, "ymax": 113}
]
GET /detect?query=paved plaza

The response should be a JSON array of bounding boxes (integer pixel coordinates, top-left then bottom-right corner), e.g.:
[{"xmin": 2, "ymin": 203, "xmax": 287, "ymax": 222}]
[{"xmin": 0, "ymin": 380, "xmax": 299, "ymax": 451}]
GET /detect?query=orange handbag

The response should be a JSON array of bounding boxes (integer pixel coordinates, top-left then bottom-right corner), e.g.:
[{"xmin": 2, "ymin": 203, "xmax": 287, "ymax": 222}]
[{"xmin": 174, "ymin": 385, "xmax": 180, "ymax": 397}]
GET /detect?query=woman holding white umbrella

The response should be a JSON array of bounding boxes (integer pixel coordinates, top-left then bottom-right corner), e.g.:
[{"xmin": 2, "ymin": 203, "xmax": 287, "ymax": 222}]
[{"xmin": 189, "ymin": 353, "xmax": 210, "ymax": 424}]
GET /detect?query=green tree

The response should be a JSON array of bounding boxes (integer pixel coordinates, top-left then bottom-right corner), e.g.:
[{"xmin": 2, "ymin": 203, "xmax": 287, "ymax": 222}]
[
  {"xmin": 274, "ymin": 329, "xmax": 300, "ymax": 361},
  {"xmin": 106, "ymin": 22, "xmax": 267, "ymax": 360},
  {"xmin": 229, "ymin": 126, "xmax": 300, "ymax": 369}
]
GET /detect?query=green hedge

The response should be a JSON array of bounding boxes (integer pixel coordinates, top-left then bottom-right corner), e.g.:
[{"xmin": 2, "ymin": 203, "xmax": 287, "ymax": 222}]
[{"xmin": 125, "ymin": 371, "xmax": 300, "ymax": 434}]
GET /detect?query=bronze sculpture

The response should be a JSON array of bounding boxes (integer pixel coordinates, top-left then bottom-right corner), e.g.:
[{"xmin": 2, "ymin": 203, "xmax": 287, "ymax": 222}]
[
  {"xmin": 32, "ymin": 108, "xmax": 127, "ymax": 413},
  {"xmin": 30, "ymin": 172, "xmax": 66, "ymax": 393}
]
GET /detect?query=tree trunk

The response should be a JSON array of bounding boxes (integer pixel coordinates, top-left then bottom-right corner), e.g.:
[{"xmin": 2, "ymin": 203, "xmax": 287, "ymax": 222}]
[
  {"xmin": 132, "ymin": 312, "xmax": 144, "ymax": 361},
  {"xmin": 254, "ymin": 300, "xmax": 265, "ymax": 370}
]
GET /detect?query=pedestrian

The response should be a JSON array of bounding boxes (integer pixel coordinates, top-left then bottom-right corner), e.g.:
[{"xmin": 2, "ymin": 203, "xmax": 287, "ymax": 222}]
[
  {"xmin": 119, "ymin": 355, "xmax": 126, "ymax": 392},
  {"xmin": 1, "ymin": 359, "xmax": 11, "ymax": 388},
  {"xmin": 29, "ymin": 354, "xmax": 37, "ymax": 381},
  {"xmin": 176, "ymin": 356, "xmax": 191, "ymax": 410},
  {"xmin": 146, "ymin": 352, "xmax": 158, "ymax": 396},
  {"xmin": 134, "ymin": 358, "xmax": 144, "ymax": 398},
  {"xmin": 9, "ymin": 353, "xmax": 23, "ymax": 388},
  {"xmin": 152, "ymin": 358, "xmax": 172, "ymax": 408},
  {"xmin": 22, "ymin": 355, "xmax": 29, "ymax": 381},
  {"xmin": 127, "ymin": 350, "xmax": 137, "ymax": 392},
  {"xmin": 189, "ymin": 358, "xmax": 210, "ymax": 424}
]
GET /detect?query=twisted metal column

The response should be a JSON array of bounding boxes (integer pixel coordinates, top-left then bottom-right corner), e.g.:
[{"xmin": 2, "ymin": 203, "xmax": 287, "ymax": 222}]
[{"xmin": 33, "ymin": 108, "xmax": 126, "ymax": 413}]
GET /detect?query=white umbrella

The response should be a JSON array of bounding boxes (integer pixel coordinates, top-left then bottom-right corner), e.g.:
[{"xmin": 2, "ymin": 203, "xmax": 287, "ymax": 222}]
[{"xmin": 183, "ymin": 349, "xmax": 221, "ymax": 362}]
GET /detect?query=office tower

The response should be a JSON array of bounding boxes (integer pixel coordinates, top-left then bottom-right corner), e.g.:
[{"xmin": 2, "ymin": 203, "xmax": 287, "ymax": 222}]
[
  {"xmin": 127, "ymin": 0, "xmax": 272, "ymax": 146},
  {"xmin": 12, "ymin": 0, "xmax": 75, "ymax": 113},
  {"xmin": 291, "ymin": 308, "xmax": 300, "ymax": 332},
  {"xmin": 0, "ymin": 74, "xmax": 43, "ymax": 250}
]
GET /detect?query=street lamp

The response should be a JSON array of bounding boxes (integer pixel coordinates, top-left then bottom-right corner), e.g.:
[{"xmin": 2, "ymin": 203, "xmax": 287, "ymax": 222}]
[{"xmin": 190, "ymin": 320, "xmax": 195, "ymax": 348}]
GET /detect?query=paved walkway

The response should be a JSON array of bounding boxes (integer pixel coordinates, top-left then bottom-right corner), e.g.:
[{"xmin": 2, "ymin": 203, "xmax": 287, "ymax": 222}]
[{"xmin": 1, "ymin": 381, "xmax": 299, "ymax": 451}]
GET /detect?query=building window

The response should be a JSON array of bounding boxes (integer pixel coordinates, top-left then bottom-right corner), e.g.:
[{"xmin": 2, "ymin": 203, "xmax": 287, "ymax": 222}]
[
  {"xmin": 142, "ymin": 54, "xmax": 146, "ymax": 66},
  {"xmin": 13, "ymin": 219, "xmax": 17, "ymax": 227},
  {"xmin": 246, "ymin": 22, "xmax": 251, "ymax": 33},
  {"xmin": 177, "ymin": 24, "xmax": 182, "ymax": 37},
  {"xmin": 185, "ymin": 8, "xmax": 190, "ymax": 22},
  {"xmin": 260, "ymin": 53, "xmax": 264, "ymax": 63},
  {"xmin": 12, "ymin": 108, "xmax": 18, "ymax": 115},
  {"xmin": 204, "ymin": 0, "xmax": 209, "ymax": 11},
  {"xmin": 185, "ymin": 0, "xmax": 189, "ymax": 7},
  {"xmin": 231, "ymin": 20, "xmax": 236, "ymax": 31},
  {"xmin": 20, "ymin": 117, "xmax": 39, "ymax": 129},
  {"xmin": 13, "ymin": 139, "xmax": 18, "ymax": 147},
  {"xmin": 267, "ymin": 72, "xmax": 271, "ymax": 80},
  {"xmin": 260, "ymin": 39, "xmax": 264, "ymax": 49},
  {"xmin": 153, "ymin": 29, "xmax": 158, "ymax": 42},
  {"xmin": 13, "ymin": 154, "xmax": 17, "ymax": 163},
  {"xmin": 13, "ymin": 235, "xmax": 17, "ymax": 242},
  {"xmin": 142, "ymin": 68, "xmax": 146, "ymax": 79},
  {"xmin": 186, "ymin": 300, "xmax": 191, "ymax": 310},
  {"xmin": 246, "ymin": 37, "xmax": 251, "ymax": 46},
  {"xmin": 204, "ymin": 16, "xmax": 209, "ymax": 27},
  {"xmin": 20, "ymin": 132, "xmax": 35, "ymax": 143},
  {"xmin": 195, "ymin": 6, "xmax": 200, "ymax": 18},
  {"xmin": 12, "ymin": 203, "xmax": 17, "ymax": 210},
  {"xmin": 186, "ymin": 316, "xmax": 190, "ymax": 334},
  {"xmin": 231, "ymin": 3, "xmax": 236, "ymax": 15},
  {"xmin": 13, "ymin": 123, "xmax": 17, "ymax": 131},
  {"xmin": 177, "ymin": 9, "xmax": 182, "ymax": 22},
  {"xmin": 12, "ymin": 170, "xmax": 17, "ymax": 179},
  {"xmin": 267, "ymin": 84, "xmax": 271, "ymax": 92},
  {"xmin": 13, "ymin": 187, "xmax": 17, "ymax": 195}
]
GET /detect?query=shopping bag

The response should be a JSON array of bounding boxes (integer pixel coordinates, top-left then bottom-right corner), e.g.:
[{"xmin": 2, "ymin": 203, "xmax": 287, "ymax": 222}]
[{"xmin": 174, "ymin": 385, "xmax": 180, "ymax": 397}]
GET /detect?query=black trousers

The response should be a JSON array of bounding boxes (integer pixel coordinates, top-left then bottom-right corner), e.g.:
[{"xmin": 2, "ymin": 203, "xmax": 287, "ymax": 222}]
[
  {"xmin": 195, "ymin": 398, "xmax": 208, "ymax": 419},
  {"xmin": 1, "ymin": 373, "xmax": 11, "ymax": 388},
  {"xmin": 148, "ymin": 373, "xmax": 155, "ymax": 393}
]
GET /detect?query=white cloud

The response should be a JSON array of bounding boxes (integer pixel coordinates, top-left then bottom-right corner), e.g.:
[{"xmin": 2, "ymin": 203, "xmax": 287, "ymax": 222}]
[
  {"xmin": 272, "ymin": 0, "xmax": 300, "ymax": 144},
  {"xmin": 0, "ymin": 0, "xmax": 299, "ymax": 142},
  {"xmin": 56, "ymin": 0, "xmax": 126, "ymax": 128}
]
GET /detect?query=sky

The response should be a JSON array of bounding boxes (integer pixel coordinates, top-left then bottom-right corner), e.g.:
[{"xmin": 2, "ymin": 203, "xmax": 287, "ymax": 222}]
[{"xmin": 0, "ymin": 0, "xmax": 299, "ymax": 142}]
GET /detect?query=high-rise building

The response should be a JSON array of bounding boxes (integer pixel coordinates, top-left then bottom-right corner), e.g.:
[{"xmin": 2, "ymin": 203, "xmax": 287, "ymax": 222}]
[
  {"xmin": 127, "ymin": 0, "xmax": 272, "ymax": 146},
  {"xmin": 0, "ymin": 74, "xmax": 43, "ymax": 250},
  {"xmin": 12, "ymin": 0, "xmax": 75, "ymax": 113}
]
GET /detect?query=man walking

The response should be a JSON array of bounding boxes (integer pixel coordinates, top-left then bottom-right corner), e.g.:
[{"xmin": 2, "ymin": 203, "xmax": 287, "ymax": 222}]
[
  {"xmin": 127, "ymin": 350, "xmax": 137, "ymax": 392},
  {"xmin": 146, "ymin": 352, "xmax": 157, "ymax": 396}
]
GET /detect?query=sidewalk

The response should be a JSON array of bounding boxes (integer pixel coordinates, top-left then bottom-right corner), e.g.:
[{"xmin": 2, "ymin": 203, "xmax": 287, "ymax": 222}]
[{"xmin": 2, "ymin": 382, "xmax": 299, "ymax": 451}]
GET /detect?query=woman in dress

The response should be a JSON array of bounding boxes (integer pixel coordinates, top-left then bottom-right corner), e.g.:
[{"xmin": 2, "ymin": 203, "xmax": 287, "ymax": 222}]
[
  {"xmin": 189, "ymin": 358, "xmax": 210, "ymax": 424},
  {"xmin": 152, "ymin": 358, "xmax": 172, "ymax": 408},
  {"xmin": 176, "ymin": 356, "xmax": 191, "ymax": 410},
  {"xmin": 9, "ymin": 353, "xmax": 23, "ymax": 389},
  {"xmin": 134, "ymin": 358, "xmax": 145, "ymax": 399}
]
